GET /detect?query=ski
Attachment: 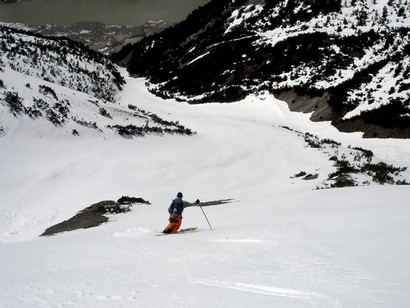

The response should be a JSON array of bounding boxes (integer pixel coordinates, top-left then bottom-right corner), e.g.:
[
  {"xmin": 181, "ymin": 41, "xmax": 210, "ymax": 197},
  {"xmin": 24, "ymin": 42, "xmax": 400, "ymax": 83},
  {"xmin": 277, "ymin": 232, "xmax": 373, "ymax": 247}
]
[
  {"xmin": 179, "ymin": 227, "xmax": 198, "ymax": 232},
  {"xmin": 155, "ymin": 227, "xmax": 198, "ymax": 236}
]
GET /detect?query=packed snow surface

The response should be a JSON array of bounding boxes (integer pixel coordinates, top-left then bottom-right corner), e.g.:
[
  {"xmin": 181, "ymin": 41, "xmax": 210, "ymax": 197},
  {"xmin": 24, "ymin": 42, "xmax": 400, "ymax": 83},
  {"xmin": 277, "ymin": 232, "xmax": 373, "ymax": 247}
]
[{"xmin": 1, "ymin": 70, "xmax": 410, "ymax": 307}]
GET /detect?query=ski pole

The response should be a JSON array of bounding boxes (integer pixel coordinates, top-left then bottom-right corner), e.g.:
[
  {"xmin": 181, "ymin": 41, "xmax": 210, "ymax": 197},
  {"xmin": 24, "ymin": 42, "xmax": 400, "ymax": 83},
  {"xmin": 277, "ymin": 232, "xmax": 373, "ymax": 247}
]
[{"xmin": 199, "ymin": 203, "xmax": 213, "ymax": 230}]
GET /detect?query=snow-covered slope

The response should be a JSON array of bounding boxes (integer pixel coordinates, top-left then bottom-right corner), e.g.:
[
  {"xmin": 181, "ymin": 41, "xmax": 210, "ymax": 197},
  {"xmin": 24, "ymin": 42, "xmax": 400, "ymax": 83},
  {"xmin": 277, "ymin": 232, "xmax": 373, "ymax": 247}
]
[
  {"xmin": 1, "ymin": 26, "xmax": 124, "ymax": 101},
  {"xmin": 117, "ymin": 0, "xmax": 410, "ymax": 137},
  {"xmin": 1, "ymin": 12, "xmax": 410, "ymax": 307},
  {"xmin": 0, "ymin": 26, "xmax": 195, "ymax": 138},
  {"xmin": 1, "ymin": 69, "xmax": 410, "ymax": 307}
]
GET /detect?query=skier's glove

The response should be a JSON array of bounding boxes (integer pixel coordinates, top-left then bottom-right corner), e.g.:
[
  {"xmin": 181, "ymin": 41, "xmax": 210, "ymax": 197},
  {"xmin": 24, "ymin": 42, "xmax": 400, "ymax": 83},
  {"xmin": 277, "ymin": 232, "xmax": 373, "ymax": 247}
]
[{"xmin": 196, "ymin": 199, "xmax": 200, "ymax": 205}]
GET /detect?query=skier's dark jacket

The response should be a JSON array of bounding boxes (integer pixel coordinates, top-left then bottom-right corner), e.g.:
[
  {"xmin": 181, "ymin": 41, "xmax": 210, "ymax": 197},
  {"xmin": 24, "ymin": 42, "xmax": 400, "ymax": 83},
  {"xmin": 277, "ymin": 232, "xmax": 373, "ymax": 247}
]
[{"xmin": 168, "ymin": 197, "xmax": 196, "ymax": 216}]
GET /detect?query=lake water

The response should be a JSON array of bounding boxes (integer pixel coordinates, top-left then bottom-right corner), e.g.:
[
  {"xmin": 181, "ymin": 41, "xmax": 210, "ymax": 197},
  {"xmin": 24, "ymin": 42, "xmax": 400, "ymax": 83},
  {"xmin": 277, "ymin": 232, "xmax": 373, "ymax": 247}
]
[{"xmin": 0, "ymin": 0, "xmax": 211, "ymax": 26}]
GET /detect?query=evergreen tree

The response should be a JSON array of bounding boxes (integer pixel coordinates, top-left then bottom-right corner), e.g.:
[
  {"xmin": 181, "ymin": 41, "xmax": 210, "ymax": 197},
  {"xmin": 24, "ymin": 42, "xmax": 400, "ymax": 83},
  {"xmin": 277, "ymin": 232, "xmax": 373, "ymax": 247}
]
[{"xmin": 381, "ymin": 6, "xmax": 389, "ymax": 23}]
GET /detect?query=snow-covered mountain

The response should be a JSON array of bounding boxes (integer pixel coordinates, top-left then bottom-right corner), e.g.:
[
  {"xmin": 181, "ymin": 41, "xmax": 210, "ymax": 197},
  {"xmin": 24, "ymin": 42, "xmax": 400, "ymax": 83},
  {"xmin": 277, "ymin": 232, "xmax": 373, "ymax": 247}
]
[
  {"xmin": 1, "ymin": 13, "xmax": 410, "ymax": 307},
  {"xmin": 1, "ymin": 68, "xmax": 410, "ymax": 308},
  {"xmin": 0, "ymin": 26, "xmax": 195, "ymax": 137},
  {"xmin": 114, "ymin": 0, "xmax": 410, "ymax": 138}
]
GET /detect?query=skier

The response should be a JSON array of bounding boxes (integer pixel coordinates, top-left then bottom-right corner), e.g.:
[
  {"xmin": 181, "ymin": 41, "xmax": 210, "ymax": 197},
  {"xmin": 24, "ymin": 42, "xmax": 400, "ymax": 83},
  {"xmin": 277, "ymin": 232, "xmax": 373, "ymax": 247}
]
[{"xmin": 163, "ymin": 192, "xmax": 200, "ymax": 234}]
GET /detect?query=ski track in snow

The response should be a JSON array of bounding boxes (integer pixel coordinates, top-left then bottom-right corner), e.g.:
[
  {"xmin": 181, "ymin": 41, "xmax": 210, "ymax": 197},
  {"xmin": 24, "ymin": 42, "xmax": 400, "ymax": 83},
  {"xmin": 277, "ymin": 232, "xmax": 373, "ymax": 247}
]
[{"xmin": 193, "ymin": 279, "xmax": 341, "ymax": 307}]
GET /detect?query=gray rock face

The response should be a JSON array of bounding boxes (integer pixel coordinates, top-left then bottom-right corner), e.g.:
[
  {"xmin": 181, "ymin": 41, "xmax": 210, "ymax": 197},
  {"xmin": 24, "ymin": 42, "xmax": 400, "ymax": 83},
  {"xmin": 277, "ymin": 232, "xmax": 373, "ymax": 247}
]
[{"xmin": 41, "ymin": 197, "xmax": 150, "ymax": 237}]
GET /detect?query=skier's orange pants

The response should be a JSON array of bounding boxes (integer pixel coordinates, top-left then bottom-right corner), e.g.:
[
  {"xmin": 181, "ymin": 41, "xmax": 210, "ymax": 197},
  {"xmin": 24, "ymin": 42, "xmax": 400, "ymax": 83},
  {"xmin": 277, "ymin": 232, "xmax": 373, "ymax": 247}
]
[{"xmin": 163, "ymin": 215, "xmax": 182, "ymax": 234}]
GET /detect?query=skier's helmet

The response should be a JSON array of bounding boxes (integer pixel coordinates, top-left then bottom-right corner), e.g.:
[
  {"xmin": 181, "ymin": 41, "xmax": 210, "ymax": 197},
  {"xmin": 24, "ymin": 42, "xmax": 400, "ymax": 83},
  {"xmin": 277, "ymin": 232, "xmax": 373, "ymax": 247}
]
[{"xmin": 177, "ymin": 192, "xmax": 183, "ymax": 198}]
